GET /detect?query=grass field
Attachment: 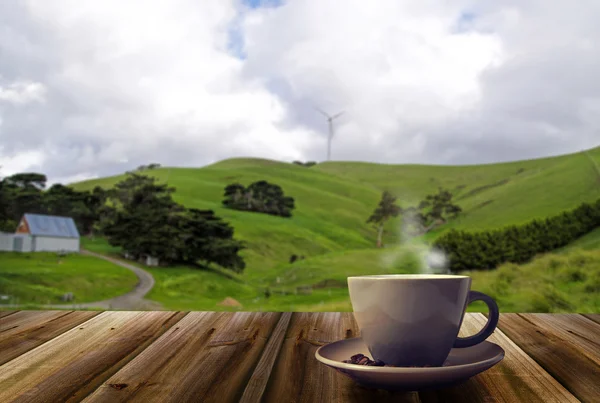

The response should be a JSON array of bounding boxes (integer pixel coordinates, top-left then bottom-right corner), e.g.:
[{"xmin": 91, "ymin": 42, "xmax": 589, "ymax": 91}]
[
  {"xmin": 75, "ymin": 146, "xmax": 600, "ymax": 279},
  {"xmin": 0, "ymin": 252, "xmax": 138, "ymax": 305},
  {"xmin": 80, "ymin": 235, "xmax": 600, "ymax": 313},
  {"xmin": 51, "ymin": 145, "xmax": 600, "ymax": 312}
]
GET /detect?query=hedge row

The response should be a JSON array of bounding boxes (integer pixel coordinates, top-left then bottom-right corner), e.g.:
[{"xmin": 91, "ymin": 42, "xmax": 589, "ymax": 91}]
[{"xmin": 433, "ymin": 199, "xmax": 600, "ymax": 272}]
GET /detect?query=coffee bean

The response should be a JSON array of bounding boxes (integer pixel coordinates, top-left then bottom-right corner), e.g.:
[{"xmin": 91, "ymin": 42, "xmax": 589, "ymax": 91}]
[
  {"xmin": 343, "ymin": 353, "xmax": 440, "ymax": 368},
  {"xmin": 358, "ymin": 357, "xmax": 370, "ymax": 365}
]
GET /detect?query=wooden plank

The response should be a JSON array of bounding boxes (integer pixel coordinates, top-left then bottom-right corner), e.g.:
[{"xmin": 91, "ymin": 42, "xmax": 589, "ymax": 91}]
[
  {"xmin": 239, "ymin": 312, "xmax": 292, "ymax": 403},
  {"xmin": 493, "ymin": 313, "xmax": 600, "ymax": 402},
  {"xmin": 262, "ymin": 312, "xmax": 421, "ymax": 403},
  {"xmin": 582, "ymin": 313, "xmax": 600, "ymax": 325},
  {"xmin": 0, "ymin": 310, "xmax": 100, "ymax": 365},
  {"xmin": 83, "ymin": 311, "xmax": 283, "ymax": 403},
  {"xmin": 419, "ymin": 313, "xmax": 579, "ymax": 403},
  {"xmin": 0, "ymin": 311, "xmax": 18, "ymax": 319},
  {"xmin": 0, "ymin": 310, "xmax": 186, "ymax": 402}
]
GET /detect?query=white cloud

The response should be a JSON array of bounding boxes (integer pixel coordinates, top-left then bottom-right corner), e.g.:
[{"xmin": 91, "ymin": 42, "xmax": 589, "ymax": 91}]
[
  {"xmin": 0, "ymin": 148, "xmax": 46, "ymax": 175},
  {"xmin": 0, "ymin": 0, "xmax": 599, "ymax": 183},
  {"xmin": 0, "ymin": 80, "xmax": 46, "ymax": 105}
]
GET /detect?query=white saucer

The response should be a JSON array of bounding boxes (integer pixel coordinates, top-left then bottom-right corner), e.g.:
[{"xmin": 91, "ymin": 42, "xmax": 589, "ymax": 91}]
[{"xmin": 315, "ymin": 337, "xmax": 504, "ymax": 391}]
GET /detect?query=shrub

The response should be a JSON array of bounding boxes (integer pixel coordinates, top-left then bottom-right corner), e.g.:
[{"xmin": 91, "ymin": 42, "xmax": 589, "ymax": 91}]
[{"xmin": 434, "ymin": 200, "xmax": 600, "ymax": 272}]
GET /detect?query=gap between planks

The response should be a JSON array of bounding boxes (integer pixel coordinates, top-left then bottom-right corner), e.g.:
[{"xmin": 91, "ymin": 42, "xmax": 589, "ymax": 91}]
[
  {"xmin": 0, "ymin": 311, "xmax": 20, "ymax": 319},
  {"xmin": 0, "ymin": 310, "xmax": 102, "ymax": 366},
  {"xmin": 239, "ymin": 312, "xmax": 293, "ymax": 403},
  {"xmin": 82, "ymin": 311, "xmax": 284, "ymax": 403},
  {"xmin": 495, "ymin": 313, "xmax": 600, "ymax": 403}
]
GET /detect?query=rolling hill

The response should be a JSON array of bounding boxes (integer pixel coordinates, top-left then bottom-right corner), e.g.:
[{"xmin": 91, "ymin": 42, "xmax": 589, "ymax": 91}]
[{"xmin": 71, "ymin": 146, "xmax": 600, "ymax": 312}]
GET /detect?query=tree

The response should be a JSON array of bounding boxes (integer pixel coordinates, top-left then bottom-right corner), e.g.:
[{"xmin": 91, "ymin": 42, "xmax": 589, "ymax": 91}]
[
  {"xmin": 222, "ymin": 180, "xmax": 295, "ymax": 217},
  {"xmin": 100, "ymin": 174, "xmax": 184, "ymax": 260},
  {"xmin": 79, "ymin": 186, "xmax": 108, "ymax": 236},
  {"xmin": 3, "ymin": 172, "xmax": 47, "ymax": 189},
  {"xmin": 222, "ymin": 183, "xmax": 246, "ymax": 210},
  {"xmin": 292, "ymin": 161, "xmax": 317, "ymax": 167},
  {"xmin": 367, "ymin": 190, "xmax": 401, "ymax": 248},
  {"xmin": 101, "ymin": 173, "xmax": 246, "ymax": 272},
  {"xmin": 177, "ymin": 209, "xmax": 246, "ymax": 272},
  {"xmin": 0, "ymin": 172, "xmax": 47, "ymax": 223},
  {"xmin": 0, "ymin": 171, "xmax": 10, "ymax": 230},
  {"xmin": 420, "ymin": 188, "xmax": 462, "ymax": 226},
  {"xmin": 401, "ymin": 188, "xmax": 462, "ymax": 235},
  {"xmin": 44, "ymin": 183, "xmax": 93, "ymax": 234}
]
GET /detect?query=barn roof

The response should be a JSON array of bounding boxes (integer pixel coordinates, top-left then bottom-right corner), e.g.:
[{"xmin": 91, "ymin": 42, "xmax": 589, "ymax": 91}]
[{"xmin": 23, "ymin": 214, "xmax": 80, "ymax": 238}]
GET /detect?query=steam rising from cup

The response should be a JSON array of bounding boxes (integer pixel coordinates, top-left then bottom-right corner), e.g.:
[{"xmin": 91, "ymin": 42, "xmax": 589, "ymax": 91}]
[{"xmin": 380, "ymin": 198, "xmax": 450, "ymax": 274}]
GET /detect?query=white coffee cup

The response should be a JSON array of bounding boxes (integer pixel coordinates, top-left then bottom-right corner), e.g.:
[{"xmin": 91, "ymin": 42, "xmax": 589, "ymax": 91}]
[{"xmin": 348, "ymin": 274, "xmax": 499, "ymax": 367}]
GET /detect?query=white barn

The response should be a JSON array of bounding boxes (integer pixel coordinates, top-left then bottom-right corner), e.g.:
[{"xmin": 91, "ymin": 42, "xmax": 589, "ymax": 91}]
[
  {"xmin": 11, "ymin": 213, "xmax": 81, "ymax": 253},
  {"xmin": 0, "ymin": 233, "xmax": 32, "ymax": 252}
]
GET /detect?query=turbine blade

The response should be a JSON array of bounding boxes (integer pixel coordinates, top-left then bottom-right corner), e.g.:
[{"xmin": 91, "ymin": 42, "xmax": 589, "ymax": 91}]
[
  {"xmin": 314, "ymin": 106, "xmax": 330, "ymax": 118},
  {"xmin": 332, "ymin": 111, "xmax": 345, "ymax": 119}
]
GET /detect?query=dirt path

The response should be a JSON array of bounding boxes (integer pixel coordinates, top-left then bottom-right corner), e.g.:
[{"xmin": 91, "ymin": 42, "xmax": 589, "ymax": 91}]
[{"xmin": 4, "ymin": 250, "xmax": 163, "ymax": 311}]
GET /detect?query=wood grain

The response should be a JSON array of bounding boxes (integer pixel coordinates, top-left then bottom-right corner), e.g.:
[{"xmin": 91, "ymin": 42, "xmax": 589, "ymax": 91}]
[
  {"xmin": 262, "ymin": 312, "xmax": 421, "ymax": 403},
  {"xmin": 1, "ymin": 311, "xmax": 597, "ymax": 402},
  {"xmin": 83, "ymin": 311, "xmax": 282, "ymax": 403},
  {"xmin": 0, "ymin": 310, "xmax": 185, "ymax": 403},
  {"xmin": 0, "ymin": 310, "xmax": 100, "ymax": 365},
  {"xmin": 0, "ymin": 311, "xmax": 18, "ymax": 319},
  {"xmin": 495, "ymin": 313, "xmax": 600, "ymax": 402},
  {"xmin": 239, "ymin": 312, "xmax": 292, "ymax": 403},
  {"xmin": 582, "ymin": 313, "xmax": 600, "ymax": 325},
  {"xmin": 419, "ymin": 313, "xmax": 579, "ymax": 403}
]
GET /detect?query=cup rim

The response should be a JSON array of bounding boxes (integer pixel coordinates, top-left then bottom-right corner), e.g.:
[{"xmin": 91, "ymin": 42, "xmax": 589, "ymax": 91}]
[{"xmin": 347, "ymin": 274, "xmax": 469, "ymax": 280}]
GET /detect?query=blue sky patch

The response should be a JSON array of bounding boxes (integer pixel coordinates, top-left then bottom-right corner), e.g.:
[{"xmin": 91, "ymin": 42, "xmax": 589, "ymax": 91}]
[
  {"xmin": 242, "ymin": 0, "xmax": 284, "ymax": 9},
  {"xmin": 452, "ymin": 11, "xmax": 477, "ymax": 33},
  {"xmin": 229, "ymin": 0, "xmax": 283, "ymax": 59}
]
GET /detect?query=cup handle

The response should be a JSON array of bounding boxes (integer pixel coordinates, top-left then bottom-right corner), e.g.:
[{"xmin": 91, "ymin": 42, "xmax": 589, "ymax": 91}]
[{"xmin": 453, "ymin": 291, "xmax": 499, "ymax": 348}]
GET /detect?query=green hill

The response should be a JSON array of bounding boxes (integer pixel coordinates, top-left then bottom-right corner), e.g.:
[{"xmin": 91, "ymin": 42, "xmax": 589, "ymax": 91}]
[
  {"xmin": 314, "ymin": 147, "xmax": 600, "ymax": 232},
  {"xmin": 72, "ymin": 146, "xmax": 600, "ymax": 312},
  {"xmin": 76, "ymin": 158, "xmax": 383, "ymax": 284},
  {"xmin": 76, "ymin": 147, "xmax": 600, "ymax": 271}
]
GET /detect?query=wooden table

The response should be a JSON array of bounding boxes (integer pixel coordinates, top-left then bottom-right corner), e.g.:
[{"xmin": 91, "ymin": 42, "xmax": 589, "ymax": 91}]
[{"xmin": 0, "ymin": 311, "xmax": 598, "ymax": 403}]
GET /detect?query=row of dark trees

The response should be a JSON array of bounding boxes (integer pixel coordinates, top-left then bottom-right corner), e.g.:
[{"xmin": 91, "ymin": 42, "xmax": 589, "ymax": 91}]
[
  {"xmin": 0, "ymin": 171, "xmax": 246, "ymax": 273},
  {"xmin": 433, "ymin": 199, "xmax": 600, "ymax": 272},
  {"xmin": 222, "ymin": 180, "xmax": 295, "ymax": 217},
  {"xmin": 0, "ymin": 172, "xmax": 107, "ymax": 234}
]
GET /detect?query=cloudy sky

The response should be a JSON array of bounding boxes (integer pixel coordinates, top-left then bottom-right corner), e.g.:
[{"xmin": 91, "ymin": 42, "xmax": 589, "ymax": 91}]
[{"xmin": 0, "ymin": 0, "xmax": 599, "ymax": 184}]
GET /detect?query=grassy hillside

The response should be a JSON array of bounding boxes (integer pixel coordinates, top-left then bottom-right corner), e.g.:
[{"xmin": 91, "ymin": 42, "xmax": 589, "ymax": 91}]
[
  {"xmin": 75, "ymin": 146, "xmax": 600, "ymax": 277},
  {"xmin": 82, "ymin": 238, "xmax": 600, "ymax": 313},
  {"xmin": 272, "ymin": 245, "xmax": 600, "ymax": 313},
  {"xmin": 0, "ymin": 252, "xmax": 137, "ymax": 305},
  {"xmin": 76, "ymin": 159, "xmax": 384, "ymax": 284},
  {"xmin": 72, "ymin": 146, "xmax": 600, "ymax": 312},
  {"xmin": 315, "ymin": 147, "xmax": 600, "ymax": 232}
]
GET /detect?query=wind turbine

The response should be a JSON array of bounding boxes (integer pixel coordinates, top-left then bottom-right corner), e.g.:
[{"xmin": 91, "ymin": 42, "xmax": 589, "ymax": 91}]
[{"xmin": 315, "ymin": 107, "xmax": 345, "ymax": 161}]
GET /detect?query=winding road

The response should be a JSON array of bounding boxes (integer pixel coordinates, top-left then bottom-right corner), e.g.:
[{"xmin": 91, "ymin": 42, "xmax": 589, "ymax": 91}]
[{"xmin": 4, "ymin": 250, "xmax": 163, "ymax": 310}]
